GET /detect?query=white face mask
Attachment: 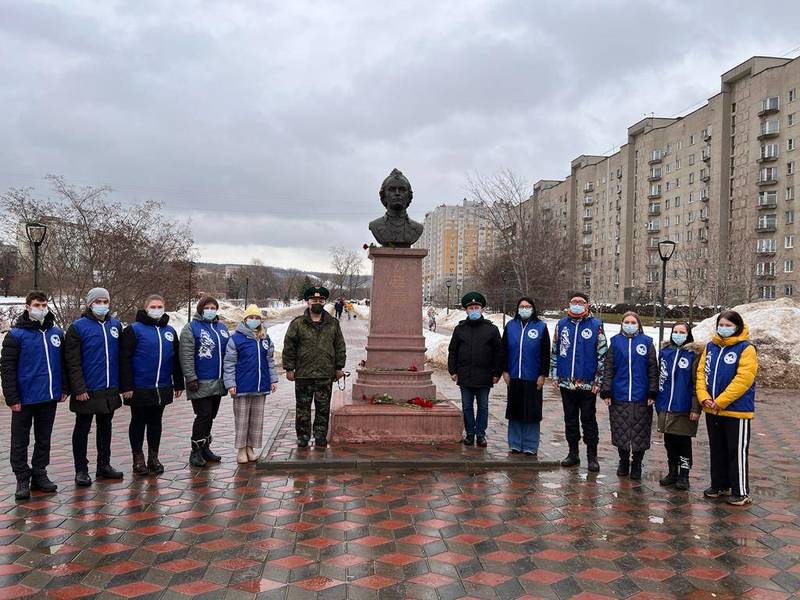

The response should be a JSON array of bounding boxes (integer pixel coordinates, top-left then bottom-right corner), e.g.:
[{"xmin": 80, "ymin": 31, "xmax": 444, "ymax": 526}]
[
  {"xmin": 147, "ymin": 308, "xmax": 165, "ymax": 320},
  {"xmin": 29, "ymin": 306, "xmax": 48, "ymax": 321}
]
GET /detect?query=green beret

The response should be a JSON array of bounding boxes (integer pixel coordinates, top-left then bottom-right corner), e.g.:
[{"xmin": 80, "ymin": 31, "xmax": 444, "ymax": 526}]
[
  {"xmin": 461, "ymin": 291, "xmax": 487, "ymax": 308},
  {"xmin": 304, "ymin": 286, "xmax": 330, "ymax": 300}
]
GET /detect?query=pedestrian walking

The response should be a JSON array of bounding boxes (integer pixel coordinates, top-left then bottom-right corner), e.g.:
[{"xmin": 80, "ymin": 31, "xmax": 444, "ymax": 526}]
[
  {"xmin": 64, "ymin": 287, "xmax": 124, "ymax": 487},
  {"xmin": 697, "ymin": 310, "xmax": 758, "ymax": 506},
  {"xmin": 223, "ymin": 304, "xmax": 278, "ymax": 464},
  {"xmin": 447, "ymin": 291, "xmax": 503, "ymax": 447},
  {"xmin": 501, "ymin": 297, "xmax": 550, "ymax": 456},
  {"xmin": 120, "ymin": 294, "xmax": 184, "ymax": 476},
  {"xmin": 334, "ymin": 299, "xmax": 344, "ymax": 320},
  {"xmin": 283, "ymin": 286, "xmax": 346, "ymax": 449},
  {"xmin": 550, "ymin": 292, "xmax": 607, "ymax": 471},
  {"xmin": 600, "ymin": 311, "xmax": 658, "ymax": 480},
  {"xmin": 180, "ymin": 296, "xmax": 230, "ymax": 467},
  {"xmin": 656, "ymin": 321, "xmax": 702, "ymax": 490},
  {"xmin": 1, "ymin": 292, "xmax": 68, "ymax": 500},
  {"xmin": 345, "ymin": 300, "xmax": 354, "ymax": 320}
]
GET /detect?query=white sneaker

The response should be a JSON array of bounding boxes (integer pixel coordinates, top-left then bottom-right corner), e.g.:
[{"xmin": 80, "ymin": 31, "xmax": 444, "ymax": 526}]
[
  {"xmin": 246, "ymin": 446, "xmax": 257, "ymax": 462},
  {"xmin": 236, "ymin": 448, "xmax": 249, "ymax": 464}
]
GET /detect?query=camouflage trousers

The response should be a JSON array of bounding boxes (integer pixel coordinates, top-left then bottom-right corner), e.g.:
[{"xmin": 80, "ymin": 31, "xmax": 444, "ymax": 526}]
[{"xmin": 295, "ymin": 378, "xmax": 333, "ymax": 441}]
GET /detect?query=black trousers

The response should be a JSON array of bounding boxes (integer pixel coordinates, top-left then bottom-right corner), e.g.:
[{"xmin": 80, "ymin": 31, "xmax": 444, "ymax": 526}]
[
  {"xmin": 73, "ymin": 412, "xmax": 114, "ymax": 473},
  {"xmin": 707, "ymin": 413, "xmax": 751, "ymax": 496},
  {"xmin": 191, "ymin": 395, "xmax": 221, "ymax": 440},
  {"xmin": 664, "ymin": 433, "xmax": 692, "ymax": 467},
  {"xmin": 560, "ymin": 388, "xmax": 599, "ymax": 446},
  {"xmin": 10, "ymin": 401, "xmax": 58, "ymax": 482},
  {"xmin": 129, "ymin": 405, "xmax": 165, "ymax": 454}
]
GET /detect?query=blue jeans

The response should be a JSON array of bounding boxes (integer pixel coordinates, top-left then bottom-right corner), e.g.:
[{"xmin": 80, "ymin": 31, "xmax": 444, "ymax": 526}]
[
  {"xmin": 460, "ymin": 386, "xmax": 490, "ymax": 436},
  {"xmin": 507, "ymin": 420, "xmax": 540, "ymax": 453}
]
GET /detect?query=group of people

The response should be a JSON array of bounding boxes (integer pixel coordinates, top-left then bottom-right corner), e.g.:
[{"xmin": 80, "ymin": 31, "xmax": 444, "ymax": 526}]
[
  {"xmin": 333, "ymin": 298, "xmax": 356, "ymax": 320},
  {"xmin": 2, "ymin": 286, "xmax": 346, "ymax": 500},
  {"xmin": 448, "ymin": 291, "xmax": 758, "ymax": 506}
]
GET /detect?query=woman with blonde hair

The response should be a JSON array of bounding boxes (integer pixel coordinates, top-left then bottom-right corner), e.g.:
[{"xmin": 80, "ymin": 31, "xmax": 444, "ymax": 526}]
[{"xmin": 223, "ymin": 304, "xmax": 278, "ymax": 464}]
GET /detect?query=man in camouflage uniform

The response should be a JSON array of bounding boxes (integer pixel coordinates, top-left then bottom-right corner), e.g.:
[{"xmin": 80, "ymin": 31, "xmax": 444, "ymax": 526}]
[{"xmin": 283, "ymin": 287, "xmax": 346, "ymax": 448}]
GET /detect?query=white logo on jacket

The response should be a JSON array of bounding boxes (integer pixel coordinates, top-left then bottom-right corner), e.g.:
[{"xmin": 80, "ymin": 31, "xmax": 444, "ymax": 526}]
[
  {"xmin": 581, "ymin": 328, "xmax": 593, "ymax": 340},
  {"xmin": 198, "ymin": 329, "xmax": 215, "ymax": 359},
  {"xmin": 261, "ymin": 339, "xmax": 271, "ymax": 350},
  {"xmin": 527, "ymin": 329, "xmax": 539, "ymax": 339},
  {"xmin": 50, "ymin": 335, "xmax": 61, "ymax": 347},
  {"xmin": 559, "ymin": 327, "xmax": 571, "ymax": 357},
  {"xmin": 109, "ymin": 327, "xmax": 119, "ymax": 338},
  {"xmin": 164, "ymin": 331, "xmax": 174, "ymax": 342},
  {"xmin": 678, "ymin": 357, "xmax": 690, "ymax": 369},
  {"xmin": 658, "ymin": 359, "xmax": 668, "ymax": 391},
  {"xmin": 220, "ymin": 329, "xmax": 229, "ymax": 338},
  {"xmin": 636, "ymin": 344, "xmax": 647, "ymax": 356},
  {"xmin": 723, "ymin": 351, "xmax": 738, "ymax": 365}
]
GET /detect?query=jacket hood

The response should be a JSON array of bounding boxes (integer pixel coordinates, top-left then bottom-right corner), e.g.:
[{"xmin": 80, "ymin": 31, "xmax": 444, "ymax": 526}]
[
  {"xmin": 14, "ymin": 309, "xmax": 56, "ymax": 330},
  {"xmin": 660, "ymin": 339, "xmax": 705, "ymax": 353},
  {"xmin": 712, "ymin": 324, "xmax": 750, "ymax": 347},
  {"xmin": 135, "ymin": 309, "xmax": 170, "ymax": 327}
]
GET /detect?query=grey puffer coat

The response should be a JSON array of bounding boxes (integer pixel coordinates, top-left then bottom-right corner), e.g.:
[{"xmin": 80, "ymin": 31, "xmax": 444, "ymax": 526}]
[{"xmin": 179, "ymin": 314, "xmax": 229, "ymax": 400}]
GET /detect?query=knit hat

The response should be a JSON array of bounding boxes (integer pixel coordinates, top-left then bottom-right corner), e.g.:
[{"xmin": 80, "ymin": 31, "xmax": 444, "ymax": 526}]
[
  {"xmin": 461, "ymin": 291, "xmax": 487, "ymax": 308},
  {"xmin": 86, "ymin": 287, "xmax": 110, "ymax": 307},
  {"xmin": 243, "ymin": 304, "xmax": 262, "ymax": 319}
]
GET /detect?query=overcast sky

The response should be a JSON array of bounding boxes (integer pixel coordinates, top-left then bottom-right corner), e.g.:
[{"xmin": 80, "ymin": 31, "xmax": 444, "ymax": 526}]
[{"xmin": 1, "ymin": 1, "xmax": 799, "ymax": 272}]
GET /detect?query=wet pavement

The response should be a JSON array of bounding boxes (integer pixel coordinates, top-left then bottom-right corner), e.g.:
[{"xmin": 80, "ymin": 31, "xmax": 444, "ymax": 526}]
[{"xmin": 1, "ymin": 316, "xmax": 800, "ymax": 599}]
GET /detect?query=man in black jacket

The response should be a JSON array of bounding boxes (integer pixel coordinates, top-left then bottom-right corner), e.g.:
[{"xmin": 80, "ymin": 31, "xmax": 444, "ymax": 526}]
[
  {"xmin": 1, "ymin": 291, "xmax": 68, "ymax": 499},
  {"xmin": 447, "ymin": 292, "xmax": 503, "ymax": 447}
]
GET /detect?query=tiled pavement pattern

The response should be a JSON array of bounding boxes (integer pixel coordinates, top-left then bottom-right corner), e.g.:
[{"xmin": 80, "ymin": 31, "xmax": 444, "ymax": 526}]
[{"xmin": 2, "ymin": 317, "xmax": 800, "ymax": 598}]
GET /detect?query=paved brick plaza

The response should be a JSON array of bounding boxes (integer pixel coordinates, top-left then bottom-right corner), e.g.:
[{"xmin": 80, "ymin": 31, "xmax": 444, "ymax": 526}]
[{"xmin": 2, "ymin": 317, "xmax": 800, "ymax": 599}]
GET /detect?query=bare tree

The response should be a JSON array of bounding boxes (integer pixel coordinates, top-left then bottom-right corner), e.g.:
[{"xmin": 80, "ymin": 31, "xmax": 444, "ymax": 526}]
[
  {"xmin": 329, "ymin": 246, "xmax": 364, "ymax": 298},
  {"xmin": 673, "ymin": 248, "xmax": 706, "ymax": 324},
  {"xmin": 467, "ymin": 169, "xmax": 570, "ymax": 310},
  {"xmin": 1, "ymin": 175, "xmax": 195, "ymax": 323}
]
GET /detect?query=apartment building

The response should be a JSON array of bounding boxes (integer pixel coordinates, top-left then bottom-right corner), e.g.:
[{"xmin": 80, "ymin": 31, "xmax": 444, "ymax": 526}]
[
  {"xmin": 529, "ymin": 55, "xmax": 800, "ymax": 306},
  {"xmin": 416, "ymin": 199, "xmax": 497, "ymax": 304}
]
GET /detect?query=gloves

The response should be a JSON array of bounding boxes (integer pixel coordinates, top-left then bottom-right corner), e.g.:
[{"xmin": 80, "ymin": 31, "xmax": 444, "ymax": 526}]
[{"xmin": 187, "ymin": 380, "xmax": 200, "ymax": 393}]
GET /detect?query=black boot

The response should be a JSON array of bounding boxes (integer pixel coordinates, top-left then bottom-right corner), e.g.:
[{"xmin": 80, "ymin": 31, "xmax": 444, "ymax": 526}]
[
  {"xmin": 15, "ymin": 479, "xmax": 31, "ymax": 500},
  {"xmin": 616, "ymin": 448, "xmax": 630, "ymax": 477},
  {"xmin": 630, "ymin": 451, "xmax": 644, "ymax": 481},
  {"xmin": 96, "ymin": 463, "xmax": 124, "ymax": 480},
  {"xmin": 31, "ymin": 472, "xmax": 58, "ymax": 493},
  {"xmin": 132, "ymin": 451, "xmax": 148, "ymax": 475},
  {"xmin": 147, "ymin": 450, "xmax": 164, "ymax": 475},
  {"xmin": 463, "ymin": 434, "xmax": 475, "ymax": 446},
  {"xmin": 561, "ymin": 442, "xmax": 580, "ymax": 467},
  {"xmin": 674, "ymin": 456, "xmax": 691, "ymax": 490},
  {"xmin": 659, "ymin": 459, "xmax": 678, "ymax": 487},
  {"xmin": 586, "ymin": 445, "xmax": 600, "ymax": 472},
  {"xmin": 202, "ymin": 435, "xmax": 222, "ymax": 462},
  {"xmin": 75, "ymin": 471, "xmax": 92, "ymax": 487},
  {"xmin": 190, "ymin": 439, "xmax": 207, "ymax": 467}
]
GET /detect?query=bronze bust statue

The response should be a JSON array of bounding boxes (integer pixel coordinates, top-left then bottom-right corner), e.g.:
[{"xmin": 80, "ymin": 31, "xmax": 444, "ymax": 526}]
[{"xmin": 369, "ymin": 168, "xmax": 424, "ymax": 247}]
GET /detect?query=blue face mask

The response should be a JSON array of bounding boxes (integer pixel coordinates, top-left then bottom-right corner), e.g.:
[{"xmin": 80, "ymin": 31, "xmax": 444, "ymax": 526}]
[
  {"xmin": 671, "ymin": 332, "xmax": 688, "ymax": 345},
  {"xmin": 468, "ymin": 310, "xmax": 482, "ymax": 321},
  {"xmin": 246, "ymin": 318, "xmax": 261, "ymax": 330},
  {"xmin": 569, "ymin": 303, "xmax": 586, "ymax": 315},
  {"xmin": 203, "ymin": 309, "xmax": 217, "ymax": 321},
  {"xmin": 622, "ymin": 323, "xmax": 638, "ymax": 335},
  {"xmin": 717, "ymin": 325, "xmax": 736, "ymax": 338},
  {"xmin": 92, "ymin": 304, "xmax": 110, "ymax": 317},
  {"xmin": 518, "ymin": 307, "xmax": 533, "ymax": 319}
]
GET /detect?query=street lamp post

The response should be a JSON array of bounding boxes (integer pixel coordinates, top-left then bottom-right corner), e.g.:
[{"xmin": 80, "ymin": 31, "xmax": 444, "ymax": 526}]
[
  {"xmin": 658, "ymin": 240, "xmax": 677, "ymax": 347},
  {"xmin": 25, "ymin": 222, "xmax": 47, "ymax": 290},
  {"xmin": 445, "ymin": 280, "xmax": 451, "ymax": 315},
  {"xmin": 244, "ymin": 276, "xmax": 250, "ymax": 308}
]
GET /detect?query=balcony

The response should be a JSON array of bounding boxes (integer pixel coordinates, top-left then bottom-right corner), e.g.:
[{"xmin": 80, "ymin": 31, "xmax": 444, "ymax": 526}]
[
  {"xmin": 584, "ymin": 183, "xmax": 594, "ymax": 192},
  {"xmin": 756, "ymin": 223, "xmax": 777, "ymax": 233},
  {"xmin": 758, "ymin": 125, "xmax": 780, "ymax": 140},
  {"xmin": 700, "ymin": 172, "xmax": 710, "ymax": 183},
  {"xmin": 648, "ymin": 153, "xmax": 662, "ymax": 165},
  {"xmin": 700, "ymin": 214, "xmax": 709, "ymax": 222},
  {"xmin": 700, "ymin": 191, "xmax": 710, "ymax": 202},
  {"xmin": 758, "ymin": 198, "xmax": 778, "ymax": 209},
  {"xmin": 648, "ymin": 205, "xmax": 661, "ymax": 216},
  {"xmin": 757, "ymin": 247, "xmax": 777, "ymax": 256},
  {"xmin": 581, "ymin": 240, "xmax": 592, "ymax": 248},
  {"xmin": 647, "ymin": 190, "xmax": 662, "ymax": 200},
  {"xmin": 582, "ymin": 226, "xmax": 593, "ymax": 235},
  {"xmin": 646, "ymin": 226, "xmax": 661, "ymax": 234},
  {"xmin": 583, "ymin": 197, "xmax": 594, "ymax": 206},
  {"xmin": 758, "ymin": 97, "xmax": 780, "ymax": 117},
  {"xmin": 756, "ymin": 272, "xmax": 776, "ymax": 280},
  {"xmin": 700, "ymin": 236, "xmax": 709, "ymax": 243},
  {"xmin": 647, "ymin": 244, "xmax": 659, "ymax": 251},
  {"xmin": 758, "ymin": 175, "xmax": 779, "ymax": 187},
  {"xmin": 703, "ymin": 129, "xmax": 712, "ymax": 141},
  {"xmin": 583, "ymin": 213, "xmax": 593, "ymax": 221},
  {"xmin": 648, "ymin": 173, "xmax": 662, "ymax": 182},
  {"xmin": 702, "ymin": 150, "xmax": 711, "ymax": 162}
]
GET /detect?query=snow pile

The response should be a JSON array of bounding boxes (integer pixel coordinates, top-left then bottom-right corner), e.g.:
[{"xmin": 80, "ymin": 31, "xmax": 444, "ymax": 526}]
[
  {"xmin": 423, "ymin": 329, "xmax": 451, "ymax": 368},
  {"xmin": 692, "ymin": 298, "xmax": 800, "ymax": 388}
]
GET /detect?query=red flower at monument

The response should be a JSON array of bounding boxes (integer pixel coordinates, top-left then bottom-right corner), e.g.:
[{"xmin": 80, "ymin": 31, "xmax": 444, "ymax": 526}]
[
  {"xmin": 408, "ymin": 363, "xmax": 418, "ymax": 372},
  {"xmin": 407, "ymin": 397, "xmax": 434, "ymax": 408}
]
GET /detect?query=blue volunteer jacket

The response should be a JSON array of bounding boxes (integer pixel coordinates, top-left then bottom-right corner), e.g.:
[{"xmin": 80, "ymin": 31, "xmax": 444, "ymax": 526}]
[
  {"xmin": 223, "ymin": 322, "xmax": 279, "ymax": 394},
  {"xmin": 503, "ymin": 317, "xmax": 549, "ymax": 380},
  {"xmin": 656, "ymin": 345, "xmax": 697, "ymax": 413},
  {"xmin": 190, "ymin": 319, "xmax": 229, "ymax": 380},
  {"xmin": 554, "ymin": 316, "xmax": 603, "ymax": 382},
  {"xmin": 703, "ymin": 339, "xmax": 756, "ymax": 416},
  {"xmin": 71, "ymin": 315, "xmax": 121, "ymax": 391},
  {"xmin": 0, "ymin": 311, "xmax": 67, "ymax": 406},
  {"xmin": 604, "ymin": 332, "xmax": 656, "ymax": 403}
]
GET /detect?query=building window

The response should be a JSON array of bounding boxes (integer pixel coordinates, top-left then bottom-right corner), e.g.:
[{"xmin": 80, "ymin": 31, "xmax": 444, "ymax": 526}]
[
  {"xmin": 760, "ymin": 286, "xmax": 776, "ymax": 300},
  {"xmin": 786, "ymin": 235, "xmax": 795, "ymax": 249},
  {"xmin": 688, "ymin": 154, "xmax": 695, "ymax": 166},
  {"xmin": 665, "ymin": 198, "xmax": 671, "ymax": 209},
  {"xmin": 788, "ymin": 187, "xmax": 796, "ymax": 201},
  {"xmin": 675, "ymin": 214, "xmax": 681, "ymax": 225},
  {"xmin": 791, "ymin": 139, "xmax": 797, "ymax": 151},
  {"xmin": 790, "ymin": 113, "xmax": 796, "ymax": 127},
  {"xmin": 785, "ymin": 259, "xmax": 794, "ymax": 273},
  {"xmin": 786, "ymin": 284, "xmax": 794, "ymax": 296},
  {"xmin": 789, "ymin": 161, "xmax": 796, "ymax": 175},
  {"xmin": 689, "ymin": 134, "xmax": 695, "ymax": 145},
  {"xmin": 756, "ymin": 262, "xmax": 776, "ymax": 276},
  {"xmin": 687, "ymin": 230, "xmax": 693, "ymax": 242},
  {"xmin": 762, "ymin": 96, "xmax": 780, "ymax": 112},
  {"xmin": 762, "ymin": 143, "xmax": 780, "ymax": 159},
  {"xmin": 675, "ymin": 196, "xmax": 681, "ymax": 207},
  {"xmin": 757, "ymin": 238, "xmax": 776, "ymax": 253},
  {"xmin": 790, "ymin": 88, "xmax": 797, "ymax": 103},
  {"xmin": 762, "ymin": 120, "xmax": 780, "ymax": 135},
  {"xmin": 787, "ymin": 210, "xmax": 795, "ymax": 224},
  {"xmin": 759, "ymin": 191, "xmax": 778, "ymax": 207}
]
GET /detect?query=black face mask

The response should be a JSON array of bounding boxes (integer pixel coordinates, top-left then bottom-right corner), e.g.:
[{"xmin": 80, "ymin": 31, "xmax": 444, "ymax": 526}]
[{"xmin": 310, "ymin": 304, "xmax": 324, "ymax": 314}]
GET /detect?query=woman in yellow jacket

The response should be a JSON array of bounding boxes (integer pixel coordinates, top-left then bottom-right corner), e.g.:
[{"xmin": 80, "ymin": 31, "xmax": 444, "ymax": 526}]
[{"xmin": 695, "ymin": 310, "xmax": 758, "ymax": 506}]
